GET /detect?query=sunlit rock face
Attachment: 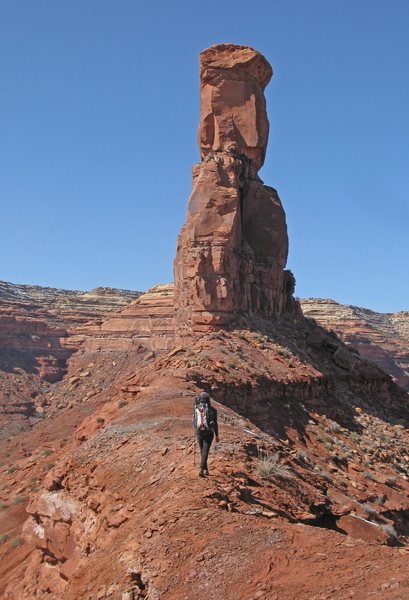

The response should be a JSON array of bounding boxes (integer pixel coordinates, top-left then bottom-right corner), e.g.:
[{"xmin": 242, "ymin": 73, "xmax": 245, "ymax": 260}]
[{"xmin": 174, "ymin": 44, "xmax": 297, "ymax": 334}]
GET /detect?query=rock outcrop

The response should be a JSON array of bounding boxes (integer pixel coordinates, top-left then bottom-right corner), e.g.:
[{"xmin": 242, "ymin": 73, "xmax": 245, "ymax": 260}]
[
  {"xmin": 0, "ymin": 281, "xmax": 141, "ymax": 382},
  {"xmin": 174, "ymin": 44, "xmax": 297, "ymax": 334},
  {"xmin": 71, "ymin": 284, "xmax": 175, "ymax": 352},
  {"xmin": 301, "ymin": 299, "xmax": 409, "ymax": 391}
]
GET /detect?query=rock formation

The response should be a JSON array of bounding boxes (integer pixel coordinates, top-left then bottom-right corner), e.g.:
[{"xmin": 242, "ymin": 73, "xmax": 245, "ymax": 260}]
[
  {"xmin": 301, "ymin": 299, "xmax": 409, "ymax": 391},
  {"xmin": 174, "ymin": 44, "xmax": 297, "ymax": 334},
  {"xmin": 0, "ymin": 281, "xmax": 141, "ymax": 382},
  {"xmin": 71, "ymin": 284, "xmax": 175, "ymax": 352}
]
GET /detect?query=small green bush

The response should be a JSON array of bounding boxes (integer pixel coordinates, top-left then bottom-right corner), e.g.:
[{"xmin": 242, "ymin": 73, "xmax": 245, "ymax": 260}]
[
  {"xmin": 256, "ymin": 449, "xmax": 290, "ymax": 480},
  {"xmin": 42, "ymin": 448, "xmax": 53, "ymax": 457},
  {"xmin": 11, "ymin": 537, "xmax": 23, "ymax": 548},
  {"xmin": 43, "ymin": 463, "xmax": 54, "ymax": 471},
  {"xmin": 362, "ymin": 503, "xmax": 378, "ymax": 519},
  {"xmin": 296, "ymin": 449, "xmax": 307, "ymax": 464},
  {"xmin": 12, "ymin": 495, "xmax": 27, "ymax": 506},
  {"xmin": 118, "ymin": 400, "xmax": 128, "ymax": 409},
  {"xmin": 0, "ymin": 533, "xmax": 9, "ymax": 545},
  {"xmin": 7, "ymin": 465, "xmax": 18, "ymax": 474}
]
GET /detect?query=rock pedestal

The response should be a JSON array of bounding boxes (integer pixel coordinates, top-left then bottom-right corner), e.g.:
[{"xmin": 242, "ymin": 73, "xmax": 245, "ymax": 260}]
[{"xmin": 174, "ymin": 44, "xmax": 297, "ymax": 333}]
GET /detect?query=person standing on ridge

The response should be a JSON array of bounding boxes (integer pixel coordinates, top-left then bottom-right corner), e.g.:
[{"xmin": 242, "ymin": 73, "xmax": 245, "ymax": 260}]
[{"xmin": 193, "ymin": 391, "xmax": 219, "ymax": 477}]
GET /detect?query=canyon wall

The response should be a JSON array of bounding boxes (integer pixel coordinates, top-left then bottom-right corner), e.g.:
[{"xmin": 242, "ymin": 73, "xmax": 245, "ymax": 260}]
[{"xmin": 301, "ymin": 299, "xmax": 409, "ymax": 391}]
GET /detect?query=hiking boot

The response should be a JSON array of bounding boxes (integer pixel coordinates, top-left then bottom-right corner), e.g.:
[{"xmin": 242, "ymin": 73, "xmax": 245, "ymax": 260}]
[
  {"xmin": 199, "ymin": 469, "xmax": 205, "ymax": 477},
  {"xmin": 203, "ymin": 469, "xmax": 209, "ymax": 476}
]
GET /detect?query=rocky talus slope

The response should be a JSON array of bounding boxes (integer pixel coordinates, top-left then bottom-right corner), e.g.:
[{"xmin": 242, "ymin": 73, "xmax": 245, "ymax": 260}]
[
  {"xmin": 301, "ymin": 299, "xmax": 409, "ymax": 391},
  {"xmin": 1, "ymin": 320, "xmax": 409, "ymax": 599},
  {"xmin": 1, "ymin": 43, "xmax": 409, "ymax": 599}
]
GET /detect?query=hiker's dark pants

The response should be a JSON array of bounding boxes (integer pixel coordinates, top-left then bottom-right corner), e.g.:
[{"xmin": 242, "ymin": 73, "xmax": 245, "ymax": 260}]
[{"xmin": 197, "ymin": 431, "xmax": 214, "ymax": 471}]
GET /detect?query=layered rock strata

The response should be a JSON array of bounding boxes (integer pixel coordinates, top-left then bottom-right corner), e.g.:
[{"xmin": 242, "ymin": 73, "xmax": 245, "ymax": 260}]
[
  {"xmin": 174, "ymin": 44, "xmax": 297, "ymax": 333},
  {"xmin": 0, "ymin": 283, "xmax": 140, "ymax": 382},
  {"xmin": 301, "ymin": 299, "xmax": 409, "ymax": 391},
  {"xmin": 71, "ymin": 284, "xmax": 175, "ymax": 352}
]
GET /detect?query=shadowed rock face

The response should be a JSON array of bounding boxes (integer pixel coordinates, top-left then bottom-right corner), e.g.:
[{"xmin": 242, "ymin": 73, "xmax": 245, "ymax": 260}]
[{"xmin": 174, "ymin": 44, "xmax": 297, "ymax": 334}]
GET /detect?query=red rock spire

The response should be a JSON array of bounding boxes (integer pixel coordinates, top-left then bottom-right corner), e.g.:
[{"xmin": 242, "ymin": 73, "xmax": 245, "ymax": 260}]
[{"xmin": 174, "ymin": 44, "xmax": 297, "ymax": 334}]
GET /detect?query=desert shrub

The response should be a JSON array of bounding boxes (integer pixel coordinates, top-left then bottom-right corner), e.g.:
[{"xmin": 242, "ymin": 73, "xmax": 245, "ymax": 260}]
[
  {"xmin": 43, "ymin": 463, "xmax": 54, "ymax": 471},
  {"xmin": 42, "ymin": 448, "xmax": 53, "ymax": 457},
  {"xmin": 362, "ymin": 504, "xmax": 378, "ymax": 519},
  {"xmin": 313, "ymin": 465, "xmax": 332, "ymax": 482},
  {"xmin": 382, "ymin": 524, "xmax": 398, "ymax": 539},
  {"xmin": 7, "ymin": 465, "xmax": 18, "ymax": 474},
  {"xmin": 0, "ymin": 502, "xmax": 8, "ymax": 510},
  {"xmin": 11, "ymin": 537, "xmax": 23, "ymax": 548},
  {"xmin": 349, "ymin": 431, "xmax": 360, "ymax": 443},
  {"xmin": 256, "ymin": 450, "xmax": 290, "ymax": 480},
  {"xmin": 276, "ymin": 347, "xmax": 291, "ymax": 358},
  {"xmin": 235, "ymin": 332, "xmax": 247, "ymax": 341},
  {"xmin": 118, "ymin": 400, "xmax": 128, "ymax": 408},
  {"xmin": 374, "ymin": 495, "xmax": 386, "ymax": 506},
  {"xmin": 12, "ymin": 495, "xmax": 27, "ymax": 506},
  {"xmin": 385, "ymin": 476, "xmax": 397, "ymax": 487},
  {"xmin": 328, "ymin": 420, "xmax": 342, "ymax": 433},
  {"xmin": 0, "ymin": 533, "xmax": 9, "ymax": 545},
  {"xmin": 363, "ymin": 470, "xmax": 374, "ymax": 480},
  {"xmin": 96, "ymin": 417, "xmax": 104, "ymax": 424},
  {"xmin": 296, "ymin": 449, "xmax": 307, "ymax": 464},
  {"xmin": 320, "ymin": 469, "xmax": 333, "ymax": 483}
]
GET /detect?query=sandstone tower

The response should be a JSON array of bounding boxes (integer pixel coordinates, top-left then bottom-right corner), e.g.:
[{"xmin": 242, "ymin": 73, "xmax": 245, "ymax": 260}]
[{"xmin": 174, "ymin": 44, "xmax": 297, "ymax": 334}]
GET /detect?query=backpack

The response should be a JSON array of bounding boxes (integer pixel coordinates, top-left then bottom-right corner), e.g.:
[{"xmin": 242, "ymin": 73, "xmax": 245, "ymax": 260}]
[{"xmin": 193, "ymin": 395, "xmax": 215, "ymax": 433}]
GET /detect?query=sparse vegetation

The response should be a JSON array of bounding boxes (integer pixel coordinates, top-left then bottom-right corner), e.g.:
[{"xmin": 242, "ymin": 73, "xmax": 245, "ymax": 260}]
[
  {"xmin": 362, "ymin": 503, "xmax": 378, "ymax": 519},
  {"xmin": 382, "ymin": 523, "xmax": 398, "ymax": 539},
  {"xmin": 276, "ymin": 347, "xmax": 291, "ymax": 358},
  {"xmin": 374, "ymin": 495, "xmax": 386, "ymax": 506},
  {"xmin": 11, "ymin": 536, "xmax": 23, "ymax": 548},
  {"xmin": 296, "ymin": 449, "xmax": 307, "ymax": 464},
  {"xmin": 12, "ymin": 495, "xmax": 27, "ymax": 506},
  {"xmin": 42, "ymin": 448, "xmax": 53, "ymax": 457},
  {"xmin": 385, "ymin": 476, "xmax": 397, "ymax": 487},
  {"xmin": 256, "ymin": 449, "xmax": 290, "ymax": 480},
  {"xmin": 0, "ymin": 502, "xmax": 9, "ymax": 510},
  {"xmin": 7, "ymin": 465, "xmax": 18, "ymax": 474},
  {"xmin": 313, "ymin": 465, "xmax": 333, "ymax": 482},
  {"xmin": 349, "ymin": 431, "xmax": 360, "ymax": 443},
  {"xmin": 96, "ymin": 417, "xmax": 104, "ymax": 424},
  {"xmin": 43, "ymin": 463, "xmax": 54, "ymax": 471},
  {"xmin": 0, "ymin": 533, "xmax": 9, "ymax": 545},
  {"xmin": 235, "ymin": 332, "xmax": 247, "ymax": 341},
  {"xmin": 328, "ymin": 420, "xmax": 342, "ymax": 433},
  {"xmin": 118, "ymin": 400, "xmax": 128, "ymax": 408},
  {"xmin": 363, "ymin": 470, "xmax": 374, "ymax": 480}
]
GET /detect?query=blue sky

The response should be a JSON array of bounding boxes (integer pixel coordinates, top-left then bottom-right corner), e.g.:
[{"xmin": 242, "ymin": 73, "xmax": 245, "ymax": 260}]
[{"xmin": 1, "ymin": 0, "xmax": 408, "ymax": 312}]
